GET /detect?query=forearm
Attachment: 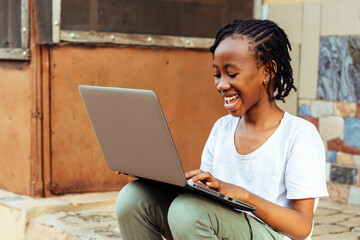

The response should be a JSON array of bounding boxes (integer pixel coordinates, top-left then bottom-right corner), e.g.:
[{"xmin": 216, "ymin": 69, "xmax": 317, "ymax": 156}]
[
  {"xmin": 221, "ymin": 183, "xmax": 314, "ymax": 240},
  {"xmin": 187, "ymin": 170, "xmax": 314, "ymax": 239}
]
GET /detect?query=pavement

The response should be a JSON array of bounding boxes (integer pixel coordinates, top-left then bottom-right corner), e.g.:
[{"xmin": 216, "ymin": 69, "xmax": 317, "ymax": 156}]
[
  {"xmin": 312, "ymin": 197, "xmax": 360, "ymax": 240},
  {"xmin": 24, "ymin": 196, "xmax": 360, "ymax": 240},
  {"xmin": 25, "ymin": 205, "xmax": 122, "ymax": 240},
  {"xmin": 1, "ymin": 189, "xmax": 360, "ymax": 239}
]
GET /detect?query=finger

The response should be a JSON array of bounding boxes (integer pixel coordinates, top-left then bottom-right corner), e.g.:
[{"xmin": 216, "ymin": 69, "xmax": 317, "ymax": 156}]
[
  {"xmin": 206, "ymin": 181, "xmax": 220, "ymax": 189},
  {"xmin": 185, "ymin": 169, "xmax": 204, "ymax": 179},
  {"xmin": 195, "ymin": 180, "xmax": 207, "ymax": 187},
  {"xmin": 191, "ymin": 172, "xmax": 214, "ymax": 183}
]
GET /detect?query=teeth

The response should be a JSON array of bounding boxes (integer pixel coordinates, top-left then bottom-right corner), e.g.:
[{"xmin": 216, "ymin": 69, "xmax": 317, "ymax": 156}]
[{"xmin": 224, "ymin": 95, "xmax": 239, "ymax": 101}]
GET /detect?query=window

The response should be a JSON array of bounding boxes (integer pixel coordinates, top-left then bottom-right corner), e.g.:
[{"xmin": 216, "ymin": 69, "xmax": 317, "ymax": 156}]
[
  {"xmin": 51, "ymin": 0, "xmax": 255, "ymax": 49},
  {"xmin": 0, "ymin": 0, "xmax": 30, "ymax": 60}
]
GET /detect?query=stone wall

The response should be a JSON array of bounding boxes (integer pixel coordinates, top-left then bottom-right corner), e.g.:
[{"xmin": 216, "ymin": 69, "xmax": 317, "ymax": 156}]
[
  {"xmin": 265, "ymin": 0, "xmax": 360, "ymax": 206},
  {"xmin": 298, "ymin": 100, "xmax": 360, "ymax": 205}
]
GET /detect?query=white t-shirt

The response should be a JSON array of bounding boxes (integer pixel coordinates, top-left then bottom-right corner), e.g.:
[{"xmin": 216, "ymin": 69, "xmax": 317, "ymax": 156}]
[{"xmin": 200, "ymin": 112, "xmax": 329, "ymax": 240}]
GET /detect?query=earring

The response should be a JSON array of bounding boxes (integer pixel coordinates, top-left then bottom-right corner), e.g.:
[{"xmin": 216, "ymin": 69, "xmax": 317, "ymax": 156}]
[{"xmin": 263, "ymin": 78, "xmax": 267, "ymax": 85}]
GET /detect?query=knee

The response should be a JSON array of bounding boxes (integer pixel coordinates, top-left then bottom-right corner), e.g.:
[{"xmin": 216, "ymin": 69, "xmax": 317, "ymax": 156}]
[
  {"xmin": 168, "ymin": 193, "xmax": 207, "ymax": 221},
  {"xmin": 168, "ymin": 193, "xmax": 215, "ymax": 233},
  {"xmin": 114, "ymin": 180, "xmax": 152, "ymax": 220}
]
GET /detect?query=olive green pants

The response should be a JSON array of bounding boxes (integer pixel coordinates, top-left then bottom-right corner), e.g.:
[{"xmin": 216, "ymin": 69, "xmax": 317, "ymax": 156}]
[{"xmin": 115, "ymin": 180, "xmax": 282, "ymax": 240}]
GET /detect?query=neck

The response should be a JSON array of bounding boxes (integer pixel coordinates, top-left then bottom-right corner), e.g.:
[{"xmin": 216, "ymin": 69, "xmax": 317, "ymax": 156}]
[{"xmin": 241, "ymin": 99, "xmax": 283, "ymax": 131}]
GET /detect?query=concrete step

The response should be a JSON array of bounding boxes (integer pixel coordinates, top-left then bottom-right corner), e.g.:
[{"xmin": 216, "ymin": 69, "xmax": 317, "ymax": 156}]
[
  {"xmin": 25, "ymin": 206, "xmax": 122, "ymax": 240},
  {"xmin": 0, "ymin": 189, "xmax": 122, "ymax": 240},
  {"xmin": 2, "ymin": 188, "xmax": 360, "ymax": 240}
]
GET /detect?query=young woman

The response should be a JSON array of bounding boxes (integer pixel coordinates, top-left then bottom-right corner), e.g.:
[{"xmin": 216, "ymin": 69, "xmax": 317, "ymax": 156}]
[{"xmin": 115, "ymin": 19, "xmax": 328, "ymax": 240}]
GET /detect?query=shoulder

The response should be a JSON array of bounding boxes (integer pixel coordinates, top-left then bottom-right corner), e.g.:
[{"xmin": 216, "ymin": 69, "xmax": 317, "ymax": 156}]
[
  {"xmin": 281, "ymin": 112, "xmax": 322, "ymax": 146},
  {"xmin": 282, "ymin": 112, "xmax": 318, "ymax": 134}
]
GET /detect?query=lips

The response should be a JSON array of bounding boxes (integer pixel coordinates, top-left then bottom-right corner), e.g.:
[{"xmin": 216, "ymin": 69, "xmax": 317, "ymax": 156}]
[{"xmin": 224, "ymin": 94, "xmax": 239, "ymax": 111}]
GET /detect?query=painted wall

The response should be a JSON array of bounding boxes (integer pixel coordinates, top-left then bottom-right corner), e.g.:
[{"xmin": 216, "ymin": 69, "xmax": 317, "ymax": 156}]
[
  {"xmin": 0, "ymin": 0, "xmax": 48, "ymax": 197},
  {"xmin": 0, "ymin": 61, "xmax": 32, "ymax": 195},
  {"xmin": 0, "ymin": 2, "xmax": 230, "ymax": 196},
  {"xmin": 47, "ymin": 45, "xmax": 226, "ymax": 195}
]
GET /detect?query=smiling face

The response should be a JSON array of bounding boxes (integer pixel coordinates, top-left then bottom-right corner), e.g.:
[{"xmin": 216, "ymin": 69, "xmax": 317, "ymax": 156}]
[{"xmin": 213, "ymin": 36, "xmax": 270, "ymax": 118}]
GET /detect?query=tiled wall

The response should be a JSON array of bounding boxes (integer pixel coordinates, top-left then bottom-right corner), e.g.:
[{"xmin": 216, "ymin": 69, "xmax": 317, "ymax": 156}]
[
  {"xmin": 318, "ymin": 36, "xmax": 360, "ymax": 103},
  {"xmin": 267, "ymin": 0, "xmax": 360, "ymax": 205},
  {"xmin": 298, "ymin": 100, "xmax": 360, "ymax": 205}
]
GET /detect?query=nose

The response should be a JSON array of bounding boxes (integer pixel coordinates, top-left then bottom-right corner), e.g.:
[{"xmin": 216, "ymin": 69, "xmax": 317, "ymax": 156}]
[{"xmin": 215, "ymin": 77, "xmax": 230, "ymax": 93}]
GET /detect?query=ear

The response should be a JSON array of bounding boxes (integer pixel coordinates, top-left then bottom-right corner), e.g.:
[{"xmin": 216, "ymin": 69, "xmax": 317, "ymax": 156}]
[{"xmin": 266, "ymin": 60, "xmax": 277, "ymax": 80}]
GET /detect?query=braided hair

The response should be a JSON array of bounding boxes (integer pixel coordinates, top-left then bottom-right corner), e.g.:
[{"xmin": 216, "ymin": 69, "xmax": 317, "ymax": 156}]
[{"xmin": 210, "ymin": 19, "xmax": 296, "ymax": 102}]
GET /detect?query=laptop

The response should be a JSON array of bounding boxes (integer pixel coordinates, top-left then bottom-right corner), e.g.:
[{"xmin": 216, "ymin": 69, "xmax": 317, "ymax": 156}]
[{"xmin": 79, "ymin": 85, "xmax": 256, "ymax": 212}]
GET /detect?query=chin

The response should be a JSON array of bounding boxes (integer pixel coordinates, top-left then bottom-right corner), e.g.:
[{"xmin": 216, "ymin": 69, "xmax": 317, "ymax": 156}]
[{"xmin": 229, "ymin": 110, "xmax": 243, "ymax": 118}]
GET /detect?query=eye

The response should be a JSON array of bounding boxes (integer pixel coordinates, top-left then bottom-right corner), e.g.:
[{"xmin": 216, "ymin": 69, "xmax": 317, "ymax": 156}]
[
  {"xmin": 214, "ymin": 74, "xmax": 221, "ymax": 78},
  {"xmin": 228, "ymin": 73, "xmax": 238, "ymax": 78}
]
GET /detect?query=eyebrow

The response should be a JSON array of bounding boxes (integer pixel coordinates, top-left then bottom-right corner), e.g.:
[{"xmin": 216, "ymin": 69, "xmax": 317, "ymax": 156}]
[{"xmin": 212, "ymin": 63, "xmax": 238, "ymax": 69}]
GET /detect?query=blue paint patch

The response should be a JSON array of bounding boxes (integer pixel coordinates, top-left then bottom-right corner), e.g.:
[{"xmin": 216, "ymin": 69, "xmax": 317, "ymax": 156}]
[
  {"xmin": 327, "ymin": 150, "xmax": 337, "ymax": 163},
  {"xmin": 344, "ymin": 117, "xmax": 360, "ymax": 149},
  {"xmin": 298, "ymin": 105, "xmax": 311, "ymax": 116}
]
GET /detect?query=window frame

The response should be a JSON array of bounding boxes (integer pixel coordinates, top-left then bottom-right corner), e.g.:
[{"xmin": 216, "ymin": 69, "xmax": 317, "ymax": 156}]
[
  {"xmin": 52, "ymin": 0, "xmax": 262, "ymax": 49},
  {"xmin": 0, "ymin": 0, "xmax": 30, "ymax": 60}
]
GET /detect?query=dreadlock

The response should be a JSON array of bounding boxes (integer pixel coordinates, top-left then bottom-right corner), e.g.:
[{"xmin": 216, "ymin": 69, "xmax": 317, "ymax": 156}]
[{"xmin": 210, "ymin": 19, "xmax": 296, "ymax": 102}]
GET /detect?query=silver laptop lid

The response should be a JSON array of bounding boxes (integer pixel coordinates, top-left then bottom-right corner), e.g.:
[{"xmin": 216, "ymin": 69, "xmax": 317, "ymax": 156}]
[{"xmin": 79, "ymin": 85, "xmax": 186, "ymax": 187}]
